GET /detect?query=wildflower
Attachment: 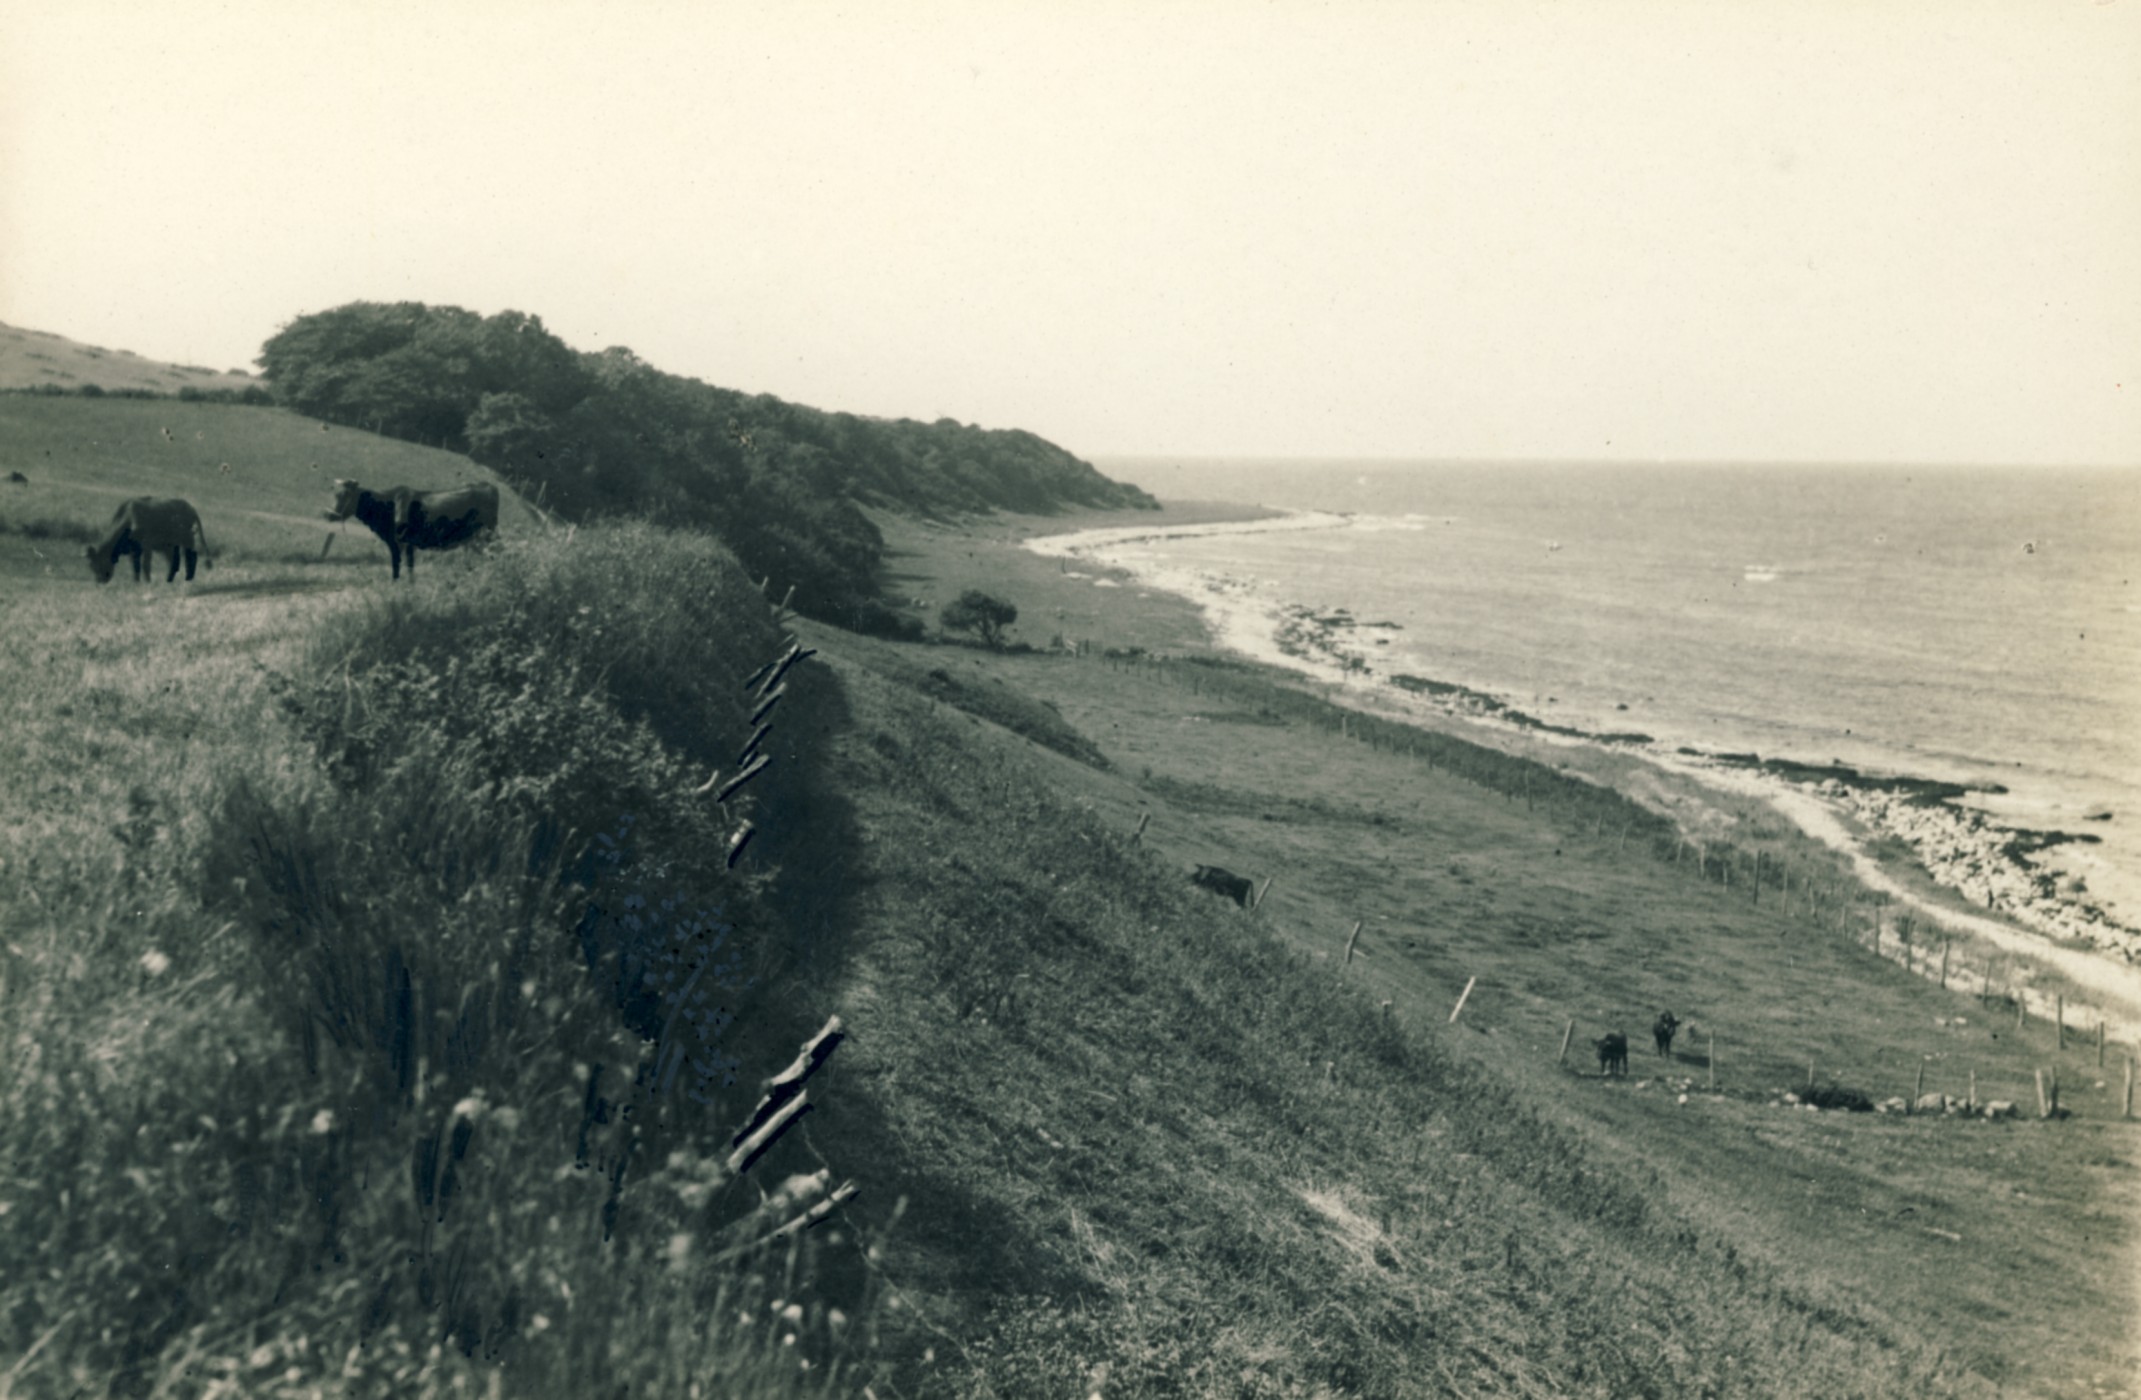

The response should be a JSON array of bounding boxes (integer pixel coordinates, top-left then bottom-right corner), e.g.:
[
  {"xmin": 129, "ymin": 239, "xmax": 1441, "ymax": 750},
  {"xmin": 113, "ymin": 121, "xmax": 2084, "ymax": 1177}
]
[
  {"xmin": 530, "ymin": 1315, "xmax": 550, "ymax": 1333},
  {"xmin": 780, "ymin": 1303, "xmax": 804, "ymax": 1325},
  {"xmin": 663, "ymin": 1233, "xmax": 693, "ymax": 1267},
  {"xmin": 310, "ymin": 1110, "xmax": 335, "ymax": 1135},
  {"xmin": 139, "ymin": 949, "xmax": 170, "ymax": 977},
  {"xmin": 248, "ymin": 1343, "xmax": 277, "ymax": 1369},
  {"xmin": 451, "ymin": 1096, "xmax": 484, "ymax": 1122},
  {"xmin": 827, "ymin": 1309, "xmax": 848, "ymax": 1332}
]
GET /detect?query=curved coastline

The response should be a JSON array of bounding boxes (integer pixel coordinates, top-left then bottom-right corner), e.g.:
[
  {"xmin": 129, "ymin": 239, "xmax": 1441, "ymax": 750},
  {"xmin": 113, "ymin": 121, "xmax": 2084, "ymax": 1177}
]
[{"xmin": 1025, "ymin": 508, "xmax": 2141, "ymax": 1034}]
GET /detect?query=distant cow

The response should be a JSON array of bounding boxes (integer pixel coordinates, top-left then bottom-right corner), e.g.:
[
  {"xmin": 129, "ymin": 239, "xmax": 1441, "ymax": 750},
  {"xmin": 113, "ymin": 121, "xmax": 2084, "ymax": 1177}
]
[
  {"xmin": 4, "ymin": 471, "xmax": 26, "ymax": 485},
  {"xmin": 326, "ymin": 478, "xmax": 499, "ymax": 579},
  {"xmin": 1189, "ymin": 864, "xmax": 1256, "ymax": 908},
  {"xmin": 1594, "ymin": 1032, "xmax": 1629, "ymax": 1077},
  {"xmin": 85, "ymin": 497, "xmax": 210, "ymax": 584},
  {"xmin": 1652, "ymin": 1011, "xmax": 1680, "ymax": 1058}
]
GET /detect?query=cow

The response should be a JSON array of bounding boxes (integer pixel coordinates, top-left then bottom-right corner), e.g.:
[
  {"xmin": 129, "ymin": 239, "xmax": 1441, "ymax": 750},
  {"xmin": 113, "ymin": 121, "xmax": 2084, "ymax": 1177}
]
[
  {"xmin": 326, "ymin": 479, "xmax": 499, "ymax": 580},
  {"xmin": 1189, "ymin": 864, "xmax": 1256, "ymax": 908},
  {"xmin": 84, "ymin": 497, "xmax": 210, "ymax": 584},
  {"xmin": 4, "ymin": 471, "xmax": 26, "ymax": 485},
  {"xmin": 1652, "ymin": 1011, "xmax": 1680, "ymax": 1058},
  {"xmin": 1594, "ymin": 1032, "xmax": 1629, "ymax": 1077}
]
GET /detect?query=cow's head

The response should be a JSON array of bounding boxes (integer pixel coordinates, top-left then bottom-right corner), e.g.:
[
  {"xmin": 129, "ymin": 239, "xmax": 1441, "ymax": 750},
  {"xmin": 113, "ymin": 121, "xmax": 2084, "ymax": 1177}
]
[
  {"xmin": 84, "ymin": 541, "xmax": 117, "ymax": 584},
  {"xmin": 325, "ymin": 479, "xmax": 363, "ymax": 522}
]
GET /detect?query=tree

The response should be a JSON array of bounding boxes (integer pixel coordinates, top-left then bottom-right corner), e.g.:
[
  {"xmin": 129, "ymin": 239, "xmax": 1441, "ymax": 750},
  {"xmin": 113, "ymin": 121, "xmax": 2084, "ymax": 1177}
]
[{"xmin": 940, "ymin": 590, "xmax": 1017, "ymax": 649}]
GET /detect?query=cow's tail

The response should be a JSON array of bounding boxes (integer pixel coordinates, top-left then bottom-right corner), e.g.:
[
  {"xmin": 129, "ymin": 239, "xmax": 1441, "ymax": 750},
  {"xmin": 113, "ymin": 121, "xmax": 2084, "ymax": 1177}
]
[{"xmin": 193, "ymin": 513, "xmax": 215, "ymax": 571}]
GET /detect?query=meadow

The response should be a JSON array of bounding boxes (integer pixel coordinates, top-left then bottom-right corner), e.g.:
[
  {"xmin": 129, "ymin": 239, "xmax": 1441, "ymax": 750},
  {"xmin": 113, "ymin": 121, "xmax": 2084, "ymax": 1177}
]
[
  {"xmin": 1, "ymin": 397, "xmax": 2135, "ymax": 1396},
  {"xmin": 0, "ymin": 396, "xmax": 545, "ymax": 585}
]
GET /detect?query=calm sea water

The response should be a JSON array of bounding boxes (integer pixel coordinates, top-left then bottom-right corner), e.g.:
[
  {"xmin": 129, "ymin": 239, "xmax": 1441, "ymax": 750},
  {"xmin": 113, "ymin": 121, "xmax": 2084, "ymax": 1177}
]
[{"xmin": 1096, "ymin": 458, "xmax": 2141, "ymax": 914}]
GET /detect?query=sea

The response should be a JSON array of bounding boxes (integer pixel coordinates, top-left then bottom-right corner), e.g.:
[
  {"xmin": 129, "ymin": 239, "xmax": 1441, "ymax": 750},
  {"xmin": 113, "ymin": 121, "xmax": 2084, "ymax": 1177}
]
[{"xmin": 1086, "ymin": 458, "xmax": 2141, "ymax": 924}]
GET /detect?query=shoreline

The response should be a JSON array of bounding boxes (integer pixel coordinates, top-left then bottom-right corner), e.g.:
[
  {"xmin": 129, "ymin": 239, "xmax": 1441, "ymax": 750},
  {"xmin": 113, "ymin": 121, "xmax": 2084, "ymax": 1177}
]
[{"xmin": 1025, "ymin": 505, "xmax": 2141, "ymax": 1030}]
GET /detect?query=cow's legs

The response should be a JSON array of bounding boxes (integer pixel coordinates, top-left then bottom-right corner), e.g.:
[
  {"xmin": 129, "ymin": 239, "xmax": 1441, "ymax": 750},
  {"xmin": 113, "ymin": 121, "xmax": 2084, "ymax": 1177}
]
[
  {"xmin": 182, "ymin": 547, "xmax": 198, "ymax": 581},
  {"xmin": 164, "ymin": 548, "xmax": 181, "ymax": 582}
]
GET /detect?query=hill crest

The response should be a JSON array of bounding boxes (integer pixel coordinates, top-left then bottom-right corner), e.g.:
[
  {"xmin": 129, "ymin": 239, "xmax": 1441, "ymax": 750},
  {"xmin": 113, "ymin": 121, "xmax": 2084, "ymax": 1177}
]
[{"xmin": 0, "ymin": 320, "xmax": 260, "ymax": 396}]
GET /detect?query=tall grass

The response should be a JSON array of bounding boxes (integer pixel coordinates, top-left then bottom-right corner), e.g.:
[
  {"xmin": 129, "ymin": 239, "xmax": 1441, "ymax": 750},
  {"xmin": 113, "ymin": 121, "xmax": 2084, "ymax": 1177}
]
[{"xmin": 0, "ymin": 525, "xmax": 881, "ymax": 1396}]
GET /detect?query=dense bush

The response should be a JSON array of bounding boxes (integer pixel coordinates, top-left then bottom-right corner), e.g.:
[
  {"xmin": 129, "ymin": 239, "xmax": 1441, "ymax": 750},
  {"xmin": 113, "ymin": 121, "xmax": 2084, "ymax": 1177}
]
[{"xmin": 255, "ymin": 301, "xmax": 1157, "ymax": 622}]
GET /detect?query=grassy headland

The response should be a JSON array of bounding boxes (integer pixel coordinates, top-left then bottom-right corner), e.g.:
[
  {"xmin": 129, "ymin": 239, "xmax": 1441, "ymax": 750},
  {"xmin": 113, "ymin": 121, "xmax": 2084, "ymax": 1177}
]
[{"xmin": 2, "ymin": 381, "xmax": 2135, "ymax": 1396}]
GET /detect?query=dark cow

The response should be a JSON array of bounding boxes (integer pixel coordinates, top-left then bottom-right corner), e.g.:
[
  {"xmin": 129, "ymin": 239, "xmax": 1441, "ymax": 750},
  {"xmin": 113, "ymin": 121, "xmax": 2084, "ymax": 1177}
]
[
  {"xmin": 84, "ymin": 497, "xmax": 210, "ymax": 583},
  {"xmin": 1652, "ymin": 1011, "xmax": 1680, "ymax": 1058},
  {"xmin": 4, "ymin": 471, "xmax": 26, "ymax": 485},
  {"xmin": 1594, "ymin": 1032, "xmax": 1629, "ymax": 1077},
  {"xmin": 1189, "ymin": 864, "xmax": 1256, "ymax": 908},
  {"xmin": 326, "ymin": 478, "xmax": 499, "ymax": 579}
]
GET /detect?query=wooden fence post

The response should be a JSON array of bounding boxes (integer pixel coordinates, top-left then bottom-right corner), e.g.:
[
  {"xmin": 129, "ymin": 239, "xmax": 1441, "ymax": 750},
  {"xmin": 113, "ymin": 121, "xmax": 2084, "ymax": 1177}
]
[
  {"xmin": 2034, "ymin": 1068, "xmax": 2049, "ymax": 1119},
  {"xmin": 1557, "ymin": 1019, "xmax": 1575, "ymax": 1066},
  {"xmin": 2056, "ymin": 996, "xmax": 2065, "ymax": 1052},
  {"xmin": 1131, "ymin": 812, "xmax": 1149, "ymax": 845},
  {"xmin": 1968, "ymin": 1069, "xmax": 1977, "ymax": 1111},
  {"xmin": 1939, "ymin": 941, "xmax": 1949, "ymax": 989},
  {"xmin": 2016, "ymin": 995, "xmax": 2026, "ymax": 1033},
  {"xmin": 1707, "ymin": 1029, "xmax": 1716, "ymax": 1091},
  {"xmin": 1342, "ymin": 920, "xmax": 1363, "ymax": 967},
  {"xmin": 2126, "ymin": 1057, "xmax": 2135, "ymax": 1120},
  {"xmin": 1911, "ymin": 1059, "xmax": 1925, "ymax": 1112},
  {"xmin": 1252, "ymin": 876, "xmax": 1274, "ymax": 912},
  {"xmin": 1447, "ymin": 976, "xmax": 1476, "ymax": 1025},
  {"xmin": 2097, "ymin": 1020, "xmax": 2106, "ymax": 1069}
]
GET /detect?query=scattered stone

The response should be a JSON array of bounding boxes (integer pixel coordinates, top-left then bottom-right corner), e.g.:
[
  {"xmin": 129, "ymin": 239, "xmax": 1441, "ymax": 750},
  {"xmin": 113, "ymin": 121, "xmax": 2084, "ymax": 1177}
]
[
  {"xmin": 1982, "ymin": 1101, "xmax": 2019, "ymax": 1120},
  {"xmin": 1913, "ymin": 1093, "xmax": 1949, "ymax": 1115}
]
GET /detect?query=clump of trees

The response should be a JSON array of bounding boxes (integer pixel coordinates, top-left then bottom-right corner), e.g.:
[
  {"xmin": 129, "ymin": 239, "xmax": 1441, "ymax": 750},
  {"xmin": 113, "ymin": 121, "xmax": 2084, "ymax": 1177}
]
[
  {"xmin": 254, "ymin": 302, "xmax": 1157, "ymax": 624},
  {"xmin": 940, "ymin": 590, "xmax": 1018, "ymax": 648}
]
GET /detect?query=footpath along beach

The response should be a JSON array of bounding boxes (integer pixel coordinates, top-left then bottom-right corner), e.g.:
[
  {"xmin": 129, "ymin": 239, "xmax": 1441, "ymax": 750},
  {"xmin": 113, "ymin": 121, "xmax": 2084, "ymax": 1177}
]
[{"xmin": 1026, "ymin": 510, "xmax": 2141, "ymax": 1043}]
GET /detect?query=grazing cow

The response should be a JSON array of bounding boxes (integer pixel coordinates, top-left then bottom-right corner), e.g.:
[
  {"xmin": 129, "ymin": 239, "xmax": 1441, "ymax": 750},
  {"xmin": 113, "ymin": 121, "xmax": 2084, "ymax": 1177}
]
[
  {"xmin": 84, "ymin": 497, "xmax": 210, "ymax": 584},
  {"xmin": 1189, "ymin": 863, "xmax": 1256, "ymax": 908},
  {"xmin": 1652, "ymin": 1011, "xmax": 1680, "ymax": 1058},
  {"xmin": 1594, "ymin": 1032, "xmax": 1629, "ymax": 1077},
  {"xmin": 326, "ymin": 478, "xmax": 499, "ymax": 580},
  {"xmin": 4, "ymin": 471, "xmax": 26, "ymax": 485}
]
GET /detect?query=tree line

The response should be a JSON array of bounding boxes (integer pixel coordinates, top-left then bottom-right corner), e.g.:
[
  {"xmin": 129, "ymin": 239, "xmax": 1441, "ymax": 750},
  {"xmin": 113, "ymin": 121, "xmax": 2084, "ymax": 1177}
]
[{"xmin": 256, "ymin": 302, "xmax": 1156, "ymax": 629}]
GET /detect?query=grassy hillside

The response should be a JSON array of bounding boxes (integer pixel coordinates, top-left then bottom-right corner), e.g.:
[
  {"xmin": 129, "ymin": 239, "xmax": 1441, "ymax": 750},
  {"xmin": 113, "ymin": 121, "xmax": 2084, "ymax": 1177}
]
[
  {"xmin": 0, "ymin": 320, "xmax": 261, "ymax": 396},
  {"xmin": 3, "ymin": 427, "xmax": 2134, "ymax": 1395},
  {"xmin": 0, "ymin": 395, "xmax": 544, "ymax": 583},
  {"xmin": 822, "ymin": 511, "xmax": 2140, "ymax": 1399}
]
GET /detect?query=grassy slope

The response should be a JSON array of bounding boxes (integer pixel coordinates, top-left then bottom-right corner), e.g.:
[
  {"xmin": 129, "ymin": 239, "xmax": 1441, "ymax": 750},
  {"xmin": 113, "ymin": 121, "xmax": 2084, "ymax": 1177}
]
[
  {"xmin": 4, "ymin": 386, "xmax": 2134, "ymax": 1397},
  {"xmin": 0, "ymin": 321, "xmax": 260, "ymax": 395},
  {"xmin": 0, "ymin": 395, "xmax": 543, "ymax": 584},
  {"xmin": 823, "ymin": 510, "xmax": 2140, "ymax": 1399}
]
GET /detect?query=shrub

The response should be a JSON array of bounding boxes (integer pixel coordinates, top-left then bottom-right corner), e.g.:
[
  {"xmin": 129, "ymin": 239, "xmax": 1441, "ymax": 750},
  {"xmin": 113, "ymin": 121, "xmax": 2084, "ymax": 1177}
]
[{"xmin": 939, "ymin": 589, "xmax": 1017, "ymax": 649}]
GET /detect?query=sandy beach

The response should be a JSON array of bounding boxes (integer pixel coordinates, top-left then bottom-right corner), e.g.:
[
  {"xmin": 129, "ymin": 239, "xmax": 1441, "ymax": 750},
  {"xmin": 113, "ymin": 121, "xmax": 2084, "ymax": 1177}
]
[{"xmin": 1027, "ymin": 509, "xmax": 2141, "ymax": 1043}]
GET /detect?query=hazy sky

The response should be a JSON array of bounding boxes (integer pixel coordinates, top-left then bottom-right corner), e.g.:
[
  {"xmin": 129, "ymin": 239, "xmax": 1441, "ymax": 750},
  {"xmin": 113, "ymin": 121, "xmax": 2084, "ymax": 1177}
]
[{"xmin": 4, "ymin": 0, "xmax": 2137, "ymax": 464}]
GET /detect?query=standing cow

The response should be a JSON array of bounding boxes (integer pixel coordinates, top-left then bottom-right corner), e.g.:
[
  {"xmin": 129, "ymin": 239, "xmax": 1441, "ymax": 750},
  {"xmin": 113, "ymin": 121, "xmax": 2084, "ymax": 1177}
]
[
  {"xmin": 84, "ymin": 497, "xmax": 211, "ymax": 583},
  {"xmin": 326, "ymin": 479, "xmax": 499, "ymax": 579},
  {"xmin": 1594, "ymin": 1032, "xmax": 1629, "ymax": 1077},
  {"xmin": 1653, "ymin": 1011, "xmax": 1680, "ymax": 1058}
]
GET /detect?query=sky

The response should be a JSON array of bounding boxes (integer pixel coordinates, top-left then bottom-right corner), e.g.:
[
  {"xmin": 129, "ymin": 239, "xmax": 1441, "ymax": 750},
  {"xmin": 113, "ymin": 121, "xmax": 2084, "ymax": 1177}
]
[{"xmin": 3, "ymin": 0, "xmax": 2137, "ymax": 465}]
